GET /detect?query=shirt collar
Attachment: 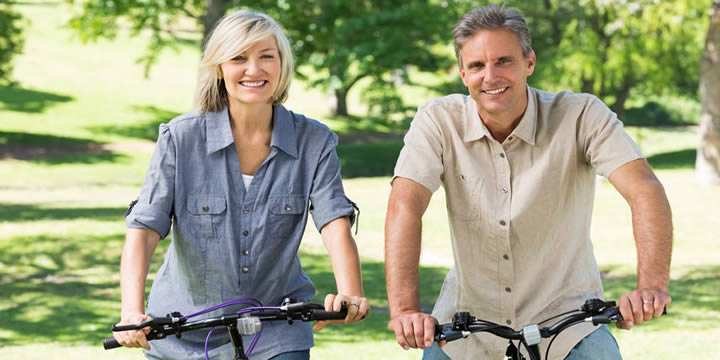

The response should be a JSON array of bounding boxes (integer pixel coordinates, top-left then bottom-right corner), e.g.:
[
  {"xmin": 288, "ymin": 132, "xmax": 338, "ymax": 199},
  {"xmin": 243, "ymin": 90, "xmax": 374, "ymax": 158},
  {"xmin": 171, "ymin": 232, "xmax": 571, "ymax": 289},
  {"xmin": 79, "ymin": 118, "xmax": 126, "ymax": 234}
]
[
  {"xmin": 463, "ymin": 85, "xmax": 537, "ymax": 145},
  {"xmin": 205, "ymin": 105, "xmax": 298, "ymax": 158},
  {"xmin": 205, "ymin": 108, "xmax": 234, "ymax": 154},
  {"xmin": 270, "ymin": 105, "xmax": 298, "ymax": 158}
]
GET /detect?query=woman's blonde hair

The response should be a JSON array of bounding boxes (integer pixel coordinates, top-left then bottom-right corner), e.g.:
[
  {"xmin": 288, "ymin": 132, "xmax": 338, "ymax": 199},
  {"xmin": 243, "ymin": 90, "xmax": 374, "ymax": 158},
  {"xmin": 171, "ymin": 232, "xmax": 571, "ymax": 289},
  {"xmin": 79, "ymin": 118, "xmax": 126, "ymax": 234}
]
[{"xmin": 195, "ymin": 10, "xmax": 294, "ymax": 112}]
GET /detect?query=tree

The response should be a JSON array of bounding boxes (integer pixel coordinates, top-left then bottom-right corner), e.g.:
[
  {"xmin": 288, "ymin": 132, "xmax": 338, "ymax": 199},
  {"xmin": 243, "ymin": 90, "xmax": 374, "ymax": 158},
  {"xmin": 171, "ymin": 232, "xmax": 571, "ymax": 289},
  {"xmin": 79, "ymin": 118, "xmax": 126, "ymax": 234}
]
[
  {"xmin": 66, "ymin": 0, "xmax": 231, "ymax": 75},
  {"xmin": 254, "ymin": 0, "xmax": 462, "ymax": 117},
  {"xmin": 514, "ymin": 0, "xmax": 707, "ymax": 118},
  {"xmin": 66, "ymin": 0, "xmax": 464, "ymax": 118},
  {"xmin": 0, "ymin": 1, "xmax": 25, "ymax": 85},
  {"xmin": 697, "ymin": 0, "xmax": 720, "ymax": 185}
]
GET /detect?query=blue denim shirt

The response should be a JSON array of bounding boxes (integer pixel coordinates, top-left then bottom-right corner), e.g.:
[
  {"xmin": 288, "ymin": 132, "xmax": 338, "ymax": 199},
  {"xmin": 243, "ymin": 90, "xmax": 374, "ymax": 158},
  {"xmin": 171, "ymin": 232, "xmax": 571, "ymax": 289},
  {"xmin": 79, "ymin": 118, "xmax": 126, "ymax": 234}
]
[{"xmin": 126, "ymin": 105, "xmax": 356, "ymax": 360}]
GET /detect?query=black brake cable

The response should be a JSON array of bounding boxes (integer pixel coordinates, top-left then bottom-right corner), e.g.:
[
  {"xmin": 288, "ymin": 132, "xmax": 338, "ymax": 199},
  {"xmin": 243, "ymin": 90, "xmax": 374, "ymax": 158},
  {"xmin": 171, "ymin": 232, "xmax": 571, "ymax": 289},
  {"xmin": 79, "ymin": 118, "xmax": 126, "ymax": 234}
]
[{"xmin": 537, "ymin": 309, "xmax": 582, "ymax": 326}]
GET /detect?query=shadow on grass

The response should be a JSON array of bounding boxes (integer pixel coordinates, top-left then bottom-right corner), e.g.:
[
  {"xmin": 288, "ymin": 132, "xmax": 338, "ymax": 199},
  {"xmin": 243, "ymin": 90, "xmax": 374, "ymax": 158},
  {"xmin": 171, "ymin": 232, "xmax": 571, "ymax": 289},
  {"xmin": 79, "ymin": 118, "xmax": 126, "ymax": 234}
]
[
  {"xmin": 337, "ymin": 141, "xmax": 403, "ymax": 178},
  {"xmin": 300, "ymin": 252, "xmax": 447, "ymax": 341},
  {"xmin": 0, "ymin": 203, "xmax": 127, "ymax": 222},
  {"xmin": 0, "ymin": 131, "xmax": 125, "ymax": 164},
  {"xmin": 88, "ymin": 105, "xmax": 181, "ymax": 141},
  {"xmin": 0, "ymin": 85, "xmax": 73, "ymax": 113},
  {"xmin": 601, "ymin": 264, "xmax": 720, "ymax": 328},
  {"xmin": 646, "ymin": 148, "xmax": 696, "ymax": 170},
  {"xmin": 0, "ymin": 231, "xmax": 170, "ymax": 346}
]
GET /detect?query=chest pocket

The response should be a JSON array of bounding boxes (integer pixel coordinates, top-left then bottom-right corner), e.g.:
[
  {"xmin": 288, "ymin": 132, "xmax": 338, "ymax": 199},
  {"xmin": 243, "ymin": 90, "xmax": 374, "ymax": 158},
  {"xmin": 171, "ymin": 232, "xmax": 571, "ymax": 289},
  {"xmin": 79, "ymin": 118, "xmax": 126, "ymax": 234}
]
[
  {"xmin": 268, "ymin": 194, "xmax": 305, "ymax": 243},
  {"xmin": 186, "ymin": 195, "xmax": 227, "ymax": 239},
  {"xmin": 446, "ymin": 173, "xmax": 485, "ymax": 221}
]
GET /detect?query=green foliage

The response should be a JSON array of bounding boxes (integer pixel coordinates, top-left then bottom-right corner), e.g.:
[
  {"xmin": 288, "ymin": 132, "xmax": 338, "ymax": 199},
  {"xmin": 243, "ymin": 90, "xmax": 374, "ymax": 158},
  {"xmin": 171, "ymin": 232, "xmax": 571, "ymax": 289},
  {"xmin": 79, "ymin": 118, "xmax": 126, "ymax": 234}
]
[
  {"xmin": 252, "ymin": 0, "xmax": 467, "ymax": 116},
  {"xmin": 0, "ymin": 2, "xmax": 25, "ymax": 85},
  {"xmin": 65, "ymin": 0, "xmax": 209, "ymax": 75},
  {"xmin": 512, "ymin": 0, "xmax": 708, "ymax": 114}
]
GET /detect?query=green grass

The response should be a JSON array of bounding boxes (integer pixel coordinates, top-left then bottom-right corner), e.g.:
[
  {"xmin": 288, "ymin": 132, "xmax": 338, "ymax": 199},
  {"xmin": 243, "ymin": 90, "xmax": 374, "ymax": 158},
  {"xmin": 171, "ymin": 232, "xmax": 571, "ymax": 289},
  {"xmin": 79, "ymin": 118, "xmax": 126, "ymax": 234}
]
[{"xmin": 1, "ymin": 1, "xmax": 718, "ymax": 359}]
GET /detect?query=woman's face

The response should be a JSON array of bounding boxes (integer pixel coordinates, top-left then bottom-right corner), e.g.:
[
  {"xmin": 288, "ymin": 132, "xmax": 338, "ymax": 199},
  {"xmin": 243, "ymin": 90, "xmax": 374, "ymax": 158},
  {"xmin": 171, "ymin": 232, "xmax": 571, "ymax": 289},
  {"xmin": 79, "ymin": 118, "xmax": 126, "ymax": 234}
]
[{"xmin": 219, "ymin": 36, "xmax": 282, "ymax": 108}]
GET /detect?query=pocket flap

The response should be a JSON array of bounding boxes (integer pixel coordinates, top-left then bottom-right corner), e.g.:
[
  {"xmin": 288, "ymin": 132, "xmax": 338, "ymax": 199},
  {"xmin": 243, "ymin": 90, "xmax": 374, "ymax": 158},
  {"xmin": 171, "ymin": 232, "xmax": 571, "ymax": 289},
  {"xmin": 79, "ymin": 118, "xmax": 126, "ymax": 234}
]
[
  {"xmin": 187, "ymin": 195, "xmax": 227, "ymax": 215},
  {"xmin": 268, "ymin": 194, "xmax": 305, "ymax": 215}
]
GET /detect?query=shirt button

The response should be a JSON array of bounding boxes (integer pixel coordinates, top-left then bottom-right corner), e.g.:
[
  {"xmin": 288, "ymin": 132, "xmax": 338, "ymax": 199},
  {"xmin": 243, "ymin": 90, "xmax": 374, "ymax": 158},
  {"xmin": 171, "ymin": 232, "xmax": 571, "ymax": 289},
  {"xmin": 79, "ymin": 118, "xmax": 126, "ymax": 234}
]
[
  {"xmin": 501, "ymin": 188, "xmax": 508, "ymax": 193},
  {"xmin": 500, "ymin": 153, "xmax": 506, "ymax": 158},
  {"xmin": 506, "ymin": 320, "xmax": 512, "ymax": 325},
  {"xmin": 242, "ymin": 267, "xmax": 249, "ymax": 273},
  {"xmin": 243, "ymin": 208, "xmax": 249, "ymax": 214},
  {"xmin": 284, "ymin": 204, "xmax": 292, "ymax": 211},
  {"xmin": 508, "ymin": 136, "xmax": 514, "ymax": 141},
  {"xmin": 505, "ymin": 287, "xmax": 512, "ymax": 293},
  {"xmin": 503, "ymin": 254, "xmax": 509, "ymax": 260},
  {"xmin": 499, "ymin": 220, "xmax": 506, "ymax": 226},
  {"xmin": 202, "ymin": 206, "xmax": 209, "ymax": 212},
  {"xmin": 242, "ymin": 231, "xmax": 249, "ymax": 236},
  {"xmin": 242, "ymin": 249, "xmax": 249, "ymax": 255}
]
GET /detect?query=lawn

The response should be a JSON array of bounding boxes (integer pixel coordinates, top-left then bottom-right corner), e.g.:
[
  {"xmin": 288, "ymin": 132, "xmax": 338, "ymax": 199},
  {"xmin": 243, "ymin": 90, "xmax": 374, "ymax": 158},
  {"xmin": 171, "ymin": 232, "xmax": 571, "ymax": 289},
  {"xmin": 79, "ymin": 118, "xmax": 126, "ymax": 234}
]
[{"xmin": 1, "ymin": 1, "xmax": 719, "ymax": 360}]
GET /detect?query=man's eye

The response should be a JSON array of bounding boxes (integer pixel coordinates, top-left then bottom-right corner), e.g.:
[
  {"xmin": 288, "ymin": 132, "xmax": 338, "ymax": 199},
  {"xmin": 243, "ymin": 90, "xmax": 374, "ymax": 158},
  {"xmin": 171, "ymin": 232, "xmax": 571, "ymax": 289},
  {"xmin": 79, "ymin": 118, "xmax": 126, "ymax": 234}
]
[{"xmin": 499, "ymin": 58, "xmax": 511, "ymax": 64}]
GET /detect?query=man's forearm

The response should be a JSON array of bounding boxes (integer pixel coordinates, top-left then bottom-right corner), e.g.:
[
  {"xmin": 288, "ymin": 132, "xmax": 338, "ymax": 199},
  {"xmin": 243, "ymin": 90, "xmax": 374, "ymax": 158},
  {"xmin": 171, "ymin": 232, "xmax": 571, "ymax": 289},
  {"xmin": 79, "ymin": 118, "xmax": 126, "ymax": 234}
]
[
  {"xmin": 630, "ymin": 179, "xmax": 673, "ymax": 291},
  {"xmin": 385, "ymin": 208, "xmax": 424, "ymax": 316}
]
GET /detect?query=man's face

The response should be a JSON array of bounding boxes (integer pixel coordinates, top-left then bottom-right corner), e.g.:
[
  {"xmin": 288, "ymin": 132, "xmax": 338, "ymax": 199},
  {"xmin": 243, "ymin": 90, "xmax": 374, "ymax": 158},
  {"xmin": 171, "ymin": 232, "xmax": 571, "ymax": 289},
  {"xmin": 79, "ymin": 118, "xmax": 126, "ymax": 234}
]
[{"xmin": 459, "ymin": 28, "xmax": 535, "ymax": 120}]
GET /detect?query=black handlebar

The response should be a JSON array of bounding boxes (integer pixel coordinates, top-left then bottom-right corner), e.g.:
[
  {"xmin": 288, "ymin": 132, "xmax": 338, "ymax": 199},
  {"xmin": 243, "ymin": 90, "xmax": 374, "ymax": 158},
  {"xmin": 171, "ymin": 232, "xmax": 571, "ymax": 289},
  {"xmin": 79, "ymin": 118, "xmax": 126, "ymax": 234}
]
[{"xmin": 104, "ymin": 301, "xmax": 348, "ymax": 350}]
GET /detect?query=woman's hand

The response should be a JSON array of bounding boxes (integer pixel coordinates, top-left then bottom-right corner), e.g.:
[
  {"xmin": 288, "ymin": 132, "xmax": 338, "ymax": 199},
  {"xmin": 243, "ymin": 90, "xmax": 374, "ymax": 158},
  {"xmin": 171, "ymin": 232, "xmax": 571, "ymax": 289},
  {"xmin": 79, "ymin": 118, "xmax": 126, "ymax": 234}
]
[
  {"xmin": 313, "ymin": 293, "xmax": 369, "ymax": 330},
  {"xmin": 113, "ymin": 312, "xmax": 153, "ymax": 350}
]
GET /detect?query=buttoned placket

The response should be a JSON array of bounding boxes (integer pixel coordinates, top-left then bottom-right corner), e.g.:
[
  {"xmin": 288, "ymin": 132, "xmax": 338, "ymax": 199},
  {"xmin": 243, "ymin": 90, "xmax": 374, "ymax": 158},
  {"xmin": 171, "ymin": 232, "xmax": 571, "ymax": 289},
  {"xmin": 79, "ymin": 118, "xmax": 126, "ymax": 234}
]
[
  {"xmin": 493, "ymin": 139, "xmax": 515, "ymax": 329},
  {"xmin": 232, "ymin": 146, "xmax": 278, "ymax": 282}
]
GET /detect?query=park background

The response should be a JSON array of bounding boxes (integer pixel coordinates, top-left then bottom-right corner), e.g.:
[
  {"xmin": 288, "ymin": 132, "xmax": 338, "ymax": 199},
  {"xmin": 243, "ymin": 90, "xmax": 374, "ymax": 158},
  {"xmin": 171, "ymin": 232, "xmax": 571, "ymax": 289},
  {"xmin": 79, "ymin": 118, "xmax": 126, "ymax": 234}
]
[{"xmin": 0, "ymin": 0, "xmax": 718, "ymax": 359}]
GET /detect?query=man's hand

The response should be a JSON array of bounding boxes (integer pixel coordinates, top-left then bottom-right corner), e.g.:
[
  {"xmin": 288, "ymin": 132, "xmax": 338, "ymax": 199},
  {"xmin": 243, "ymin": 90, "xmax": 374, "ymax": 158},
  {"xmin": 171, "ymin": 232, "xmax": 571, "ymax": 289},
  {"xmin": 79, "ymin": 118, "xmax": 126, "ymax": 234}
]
[
  {"xmin": 616, "ymin": 288, "xmax": 670, "ymax": 330},
  {"xmin": 388, "ymin": 311, "xmax": 438, "ymax": 350}
]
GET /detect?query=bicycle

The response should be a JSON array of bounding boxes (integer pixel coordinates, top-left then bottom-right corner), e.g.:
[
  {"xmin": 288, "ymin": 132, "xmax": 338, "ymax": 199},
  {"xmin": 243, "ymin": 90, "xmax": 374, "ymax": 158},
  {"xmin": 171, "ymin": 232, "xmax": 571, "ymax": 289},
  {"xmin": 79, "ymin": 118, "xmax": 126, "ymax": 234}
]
[
  {"xmin": 103, "ymin": 297, "xmax": 348, "ymax": 360},
  {"xmin": 433, "ymin": 298, "xmax": 666, "ymax": 360}
]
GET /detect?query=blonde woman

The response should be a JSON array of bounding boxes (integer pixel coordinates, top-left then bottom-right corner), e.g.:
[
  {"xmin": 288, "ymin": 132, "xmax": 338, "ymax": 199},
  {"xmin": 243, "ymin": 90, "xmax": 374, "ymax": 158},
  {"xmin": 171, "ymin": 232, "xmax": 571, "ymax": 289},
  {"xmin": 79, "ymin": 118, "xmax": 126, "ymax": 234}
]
[{"xmin": 113, "ymin": 10, "xmax": 369, "ymax": 360}]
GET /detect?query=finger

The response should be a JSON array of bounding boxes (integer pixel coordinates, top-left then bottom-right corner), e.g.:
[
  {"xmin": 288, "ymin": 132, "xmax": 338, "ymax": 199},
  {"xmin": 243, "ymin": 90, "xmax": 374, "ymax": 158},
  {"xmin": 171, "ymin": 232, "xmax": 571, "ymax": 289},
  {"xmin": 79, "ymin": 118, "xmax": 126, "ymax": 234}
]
[
  {"xmin": 403, "ymin": 319, "xmax": 418, "ymax": 348},
  {"xmin": 423, "ymin": 316, "xmax": 436, "ymax": 349},
  {"xmin": 313, "ymin": 320, "xmax": 327, "ymax": 331},
  {"xmin": 356, "ymin": 298, "xmax": 370, "ymax": 322},
  {"xmin": 412, "ymin": 316, "xmax": 426, "ymax": 349},
  {"xmin": 390, "ymin": 319, "xmax": 410, "ymax": 350},
  {"xmin": 617, "ymin": 295, "xmax": 633, "ymax": 329},
  {"xmin": 333, "ymin": 294, "xmax": 347, "ymax": 313},
  {"xmin": 642, "ymin": 295, "xmax": 654, "ymax": 322},
  {"xmin": 656, "ymin": 292, "xmax": 671, "ymax": 318},
  {"xmin": 137, "ymin": 331, "xmax": 151, "ymax": 351},
  {"xmin": 324, "ymin": 294, "xmax": 335, "ymax": 312},
  {"xmin": 628, "ymin": 291, "xmax": 644, "ymax": 325},
  {"xmin": 346, "ymin": 302, "xmax": 359, "ymax": 324}
]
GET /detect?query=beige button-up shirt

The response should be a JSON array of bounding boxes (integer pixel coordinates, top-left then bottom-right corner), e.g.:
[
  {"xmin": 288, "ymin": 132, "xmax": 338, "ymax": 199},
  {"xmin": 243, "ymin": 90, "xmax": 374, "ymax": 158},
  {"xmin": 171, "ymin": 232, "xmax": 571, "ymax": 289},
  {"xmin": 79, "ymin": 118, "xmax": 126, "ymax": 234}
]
[{"xmin": 393, "ymin": 87, "xmax": 643, "ymax": 359}]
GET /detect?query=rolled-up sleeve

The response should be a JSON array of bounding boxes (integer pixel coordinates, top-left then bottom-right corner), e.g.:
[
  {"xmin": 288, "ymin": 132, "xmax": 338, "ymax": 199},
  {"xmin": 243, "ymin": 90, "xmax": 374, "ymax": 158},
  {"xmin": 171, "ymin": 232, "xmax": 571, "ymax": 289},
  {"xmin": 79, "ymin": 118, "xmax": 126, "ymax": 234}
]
[
  {"xmin": 126, "ymin": 124, "xmax": 176, "ymax": 238},
  {"xmin": 309, "ymin": 132, "xmax": 356, "ymax": 231}
]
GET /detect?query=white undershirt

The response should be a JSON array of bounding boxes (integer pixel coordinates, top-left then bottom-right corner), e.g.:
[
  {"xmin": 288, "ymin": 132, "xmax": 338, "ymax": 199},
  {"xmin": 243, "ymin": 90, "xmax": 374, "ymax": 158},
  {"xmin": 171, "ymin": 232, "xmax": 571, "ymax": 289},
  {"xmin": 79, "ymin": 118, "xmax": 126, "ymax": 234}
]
[{"xmin": 242, "ymin": 173, "xmax": 254, "ymax": 190}]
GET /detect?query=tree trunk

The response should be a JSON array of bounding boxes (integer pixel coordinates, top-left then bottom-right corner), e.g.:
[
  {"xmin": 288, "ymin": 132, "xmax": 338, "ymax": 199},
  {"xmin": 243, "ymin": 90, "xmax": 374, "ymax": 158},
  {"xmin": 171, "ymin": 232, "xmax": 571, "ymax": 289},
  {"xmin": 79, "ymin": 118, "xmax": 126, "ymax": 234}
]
[
  {"xmin": 696, "ymin": 0, "xmax": 720, "ymax": 185},
  {"xmin": 609, "ymin": 79, "xmax": 633, "ymax": 120},
  {"xmin": 330, "ymin": 87, "xmax": 349, "ymax": 117},
  {"xmin": 201, "ymin": 0, "xmax": 230, "ymax": 48}
]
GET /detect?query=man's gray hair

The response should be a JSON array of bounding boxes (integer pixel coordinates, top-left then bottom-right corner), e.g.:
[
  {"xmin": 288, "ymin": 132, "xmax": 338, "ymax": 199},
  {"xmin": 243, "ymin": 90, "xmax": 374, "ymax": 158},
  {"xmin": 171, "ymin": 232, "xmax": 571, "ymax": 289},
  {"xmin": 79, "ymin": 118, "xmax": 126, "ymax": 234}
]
[{"xmin": 453, "ymin": 4, "xmax": 533, "ymax": 68}]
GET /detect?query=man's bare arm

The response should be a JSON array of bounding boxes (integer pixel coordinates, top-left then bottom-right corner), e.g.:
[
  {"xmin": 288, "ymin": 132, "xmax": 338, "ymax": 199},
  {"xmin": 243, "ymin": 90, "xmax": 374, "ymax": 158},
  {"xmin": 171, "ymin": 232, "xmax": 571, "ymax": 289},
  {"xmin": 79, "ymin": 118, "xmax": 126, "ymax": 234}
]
[
  {"xmin": 608, "ymin": 158, "xmax": 672, "ymax": 329},
  {"xmin": 385, "ymin": 177, "xmax": 435, "ymax": 349}
]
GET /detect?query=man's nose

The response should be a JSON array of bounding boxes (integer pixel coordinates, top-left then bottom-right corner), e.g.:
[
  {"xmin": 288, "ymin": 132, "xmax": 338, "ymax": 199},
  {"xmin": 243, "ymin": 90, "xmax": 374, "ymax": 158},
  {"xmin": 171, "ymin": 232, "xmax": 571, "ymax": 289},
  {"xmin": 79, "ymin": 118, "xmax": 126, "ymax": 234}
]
[{"xmin": 484, "ymin": 65, "xmax": 499, "ymax": 83}]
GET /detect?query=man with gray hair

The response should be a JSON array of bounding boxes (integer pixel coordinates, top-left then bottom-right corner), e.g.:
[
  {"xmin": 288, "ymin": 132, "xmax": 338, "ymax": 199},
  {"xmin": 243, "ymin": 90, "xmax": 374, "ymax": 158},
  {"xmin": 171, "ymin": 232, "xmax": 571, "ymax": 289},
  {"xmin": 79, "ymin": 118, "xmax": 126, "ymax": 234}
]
[{"xmin": 385, "ymin": 4, "xmax": 672, "ymax": 359}]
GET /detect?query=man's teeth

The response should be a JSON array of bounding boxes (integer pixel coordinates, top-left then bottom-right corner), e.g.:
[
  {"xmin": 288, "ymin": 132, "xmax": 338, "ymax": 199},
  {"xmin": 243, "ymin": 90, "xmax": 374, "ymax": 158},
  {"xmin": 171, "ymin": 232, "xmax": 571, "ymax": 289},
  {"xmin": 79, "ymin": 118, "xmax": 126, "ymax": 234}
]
[
  {"xmin": 485, "ymin": 87, "xmax": 507, "ymax": 94},
  {"xmin": 241, "ymin": 81, "xmax": 265, "ymax": 87}
]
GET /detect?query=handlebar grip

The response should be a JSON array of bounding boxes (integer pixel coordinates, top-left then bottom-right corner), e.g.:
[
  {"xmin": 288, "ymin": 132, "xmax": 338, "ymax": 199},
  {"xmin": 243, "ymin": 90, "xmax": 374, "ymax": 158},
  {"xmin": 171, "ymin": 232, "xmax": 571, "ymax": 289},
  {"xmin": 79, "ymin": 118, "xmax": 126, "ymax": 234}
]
[
  {"xmin": 309, "ymin": 304, "xmax": 348, "ymax": 320},
  {"xmin": 103, "ymin": 337, "xmax": 122, "ymax": 350}
]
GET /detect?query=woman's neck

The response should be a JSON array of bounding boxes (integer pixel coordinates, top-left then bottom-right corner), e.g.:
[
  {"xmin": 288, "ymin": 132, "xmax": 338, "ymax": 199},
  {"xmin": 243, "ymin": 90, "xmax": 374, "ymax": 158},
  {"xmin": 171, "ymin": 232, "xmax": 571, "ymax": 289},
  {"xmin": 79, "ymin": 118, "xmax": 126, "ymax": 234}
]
[{"xmin": 227, "ymin": 102, "xmax": 273, "ymax": 133}]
